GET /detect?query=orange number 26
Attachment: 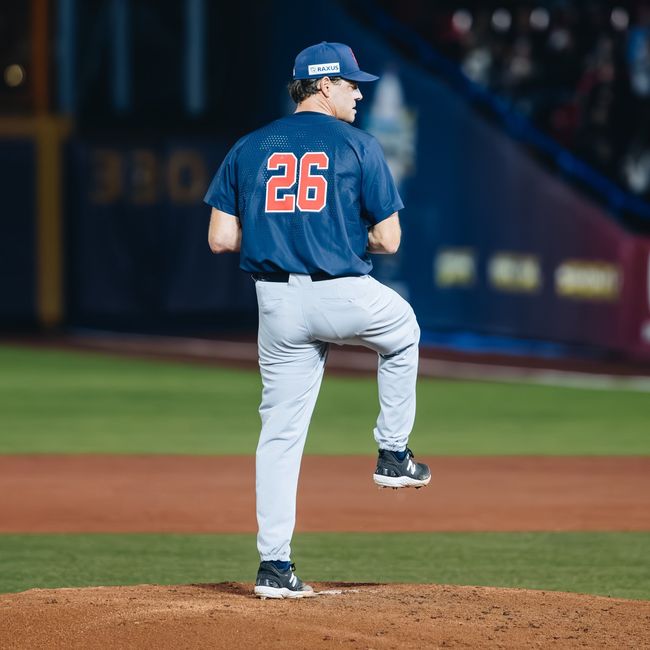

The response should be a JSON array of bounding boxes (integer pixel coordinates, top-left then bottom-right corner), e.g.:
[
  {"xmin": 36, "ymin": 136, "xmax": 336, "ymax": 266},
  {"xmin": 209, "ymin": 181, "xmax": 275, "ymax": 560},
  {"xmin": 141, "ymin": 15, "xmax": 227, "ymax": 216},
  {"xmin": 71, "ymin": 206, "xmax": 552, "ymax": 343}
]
[{"xmin": 265, "ymin": 152, "xmax": 329, "ymax": 213}]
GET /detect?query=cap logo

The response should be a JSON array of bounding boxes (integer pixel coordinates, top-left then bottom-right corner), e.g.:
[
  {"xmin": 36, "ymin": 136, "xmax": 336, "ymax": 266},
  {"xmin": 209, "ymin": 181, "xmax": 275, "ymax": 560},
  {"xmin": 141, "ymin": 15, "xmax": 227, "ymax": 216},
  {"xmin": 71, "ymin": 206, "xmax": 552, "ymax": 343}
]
[{"xmin": 308, "ymin": 62, "xmax": 340, "ymax": 75}]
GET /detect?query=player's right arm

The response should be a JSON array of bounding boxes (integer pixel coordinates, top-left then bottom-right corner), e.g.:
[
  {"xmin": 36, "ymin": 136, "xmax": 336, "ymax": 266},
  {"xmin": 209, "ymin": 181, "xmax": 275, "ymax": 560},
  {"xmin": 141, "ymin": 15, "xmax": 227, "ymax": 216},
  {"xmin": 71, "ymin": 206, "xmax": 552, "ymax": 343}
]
[
  {"xmin": 367, "ymin": 213, "xmax": 401, "ymax": 254},
  {"xmin": 208, "ymin": 208, "xmax": 241, "ymax": 253}
]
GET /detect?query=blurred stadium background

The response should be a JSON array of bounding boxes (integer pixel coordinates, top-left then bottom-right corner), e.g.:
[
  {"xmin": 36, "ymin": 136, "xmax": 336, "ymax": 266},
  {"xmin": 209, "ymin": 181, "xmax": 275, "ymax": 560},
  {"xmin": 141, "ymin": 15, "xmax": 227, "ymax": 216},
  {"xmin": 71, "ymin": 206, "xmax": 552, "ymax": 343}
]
[{"xmin": 2, "ymin": 0, "xmax": 650, "ymax": 370}]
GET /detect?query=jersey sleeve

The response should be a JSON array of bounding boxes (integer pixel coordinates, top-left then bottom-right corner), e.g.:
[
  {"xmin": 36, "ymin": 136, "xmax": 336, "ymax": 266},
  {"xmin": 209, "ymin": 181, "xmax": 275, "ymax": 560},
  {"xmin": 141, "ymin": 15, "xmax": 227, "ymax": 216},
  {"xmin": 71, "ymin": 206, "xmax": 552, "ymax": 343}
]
[
  {"xmin": 360, "ymin": 137, "xmax": 404, "ymax": 225},
  {"xmin": 204, "ymin": 146, "xmax": 239, "ymax": 217}
]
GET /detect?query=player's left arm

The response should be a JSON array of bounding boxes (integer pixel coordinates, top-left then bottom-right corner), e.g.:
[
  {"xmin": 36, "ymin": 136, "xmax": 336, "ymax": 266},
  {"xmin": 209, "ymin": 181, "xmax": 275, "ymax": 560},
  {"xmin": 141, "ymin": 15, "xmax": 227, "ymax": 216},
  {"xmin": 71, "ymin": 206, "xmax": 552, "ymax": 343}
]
[
  {"xmin": 360, "ymin": 137, "xmax": 404, "ymax": 254},
  {"xmin": 367, "ymin": 213, "xmax": 401, "ymax": 254},
  {"xmin": 208, "ymin": 208, "xmax": 241, "ymax": 253}
]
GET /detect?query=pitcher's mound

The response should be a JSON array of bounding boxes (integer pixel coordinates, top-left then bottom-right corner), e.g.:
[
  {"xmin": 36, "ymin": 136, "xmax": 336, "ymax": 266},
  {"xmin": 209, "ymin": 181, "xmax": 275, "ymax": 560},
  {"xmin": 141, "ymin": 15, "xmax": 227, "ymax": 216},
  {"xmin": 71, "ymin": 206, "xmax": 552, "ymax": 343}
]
[{"xmin": 1, "ymin": 583, "xmax": 648, "ymax": 649}]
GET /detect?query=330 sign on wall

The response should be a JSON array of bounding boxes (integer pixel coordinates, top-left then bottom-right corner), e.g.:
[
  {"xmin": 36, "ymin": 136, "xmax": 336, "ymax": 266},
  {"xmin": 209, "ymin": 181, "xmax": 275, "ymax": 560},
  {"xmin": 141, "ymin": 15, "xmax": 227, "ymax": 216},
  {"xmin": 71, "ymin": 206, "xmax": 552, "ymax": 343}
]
[{"xmin": 89, "ymin": 148, "xmax": 207, "ymax": 205}]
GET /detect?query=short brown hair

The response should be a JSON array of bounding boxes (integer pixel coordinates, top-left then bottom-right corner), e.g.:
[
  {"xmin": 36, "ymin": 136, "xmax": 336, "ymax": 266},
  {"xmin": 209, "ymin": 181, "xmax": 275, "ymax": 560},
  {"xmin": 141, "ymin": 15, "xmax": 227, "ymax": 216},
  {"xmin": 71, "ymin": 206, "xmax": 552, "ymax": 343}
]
[{"xmin": 288, "ymin": 76, "xmax": 342, "ymax": 104}]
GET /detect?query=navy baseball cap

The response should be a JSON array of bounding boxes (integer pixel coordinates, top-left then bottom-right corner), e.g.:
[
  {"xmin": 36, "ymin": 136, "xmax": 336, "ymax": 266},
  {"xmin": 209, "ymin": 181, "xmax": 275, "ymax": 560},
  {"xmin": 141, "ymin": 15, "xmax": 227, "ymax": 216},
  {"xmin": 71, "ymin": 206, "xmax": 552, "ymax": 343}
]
[{"xmin": 293, "ymin": 42, "xmax": 379, "ymax": 82}]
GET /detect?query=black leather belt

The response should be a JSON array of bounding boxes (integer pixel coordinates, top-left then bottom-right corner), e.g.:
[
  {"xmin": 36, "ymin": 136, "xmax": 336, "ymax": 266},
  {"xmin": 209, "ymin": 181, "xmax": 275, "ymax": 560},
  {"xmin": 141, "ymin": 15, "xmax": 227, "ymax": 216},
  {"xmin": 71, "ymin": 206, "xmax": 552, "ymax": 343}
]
[{"xmin": 252, "ymin": 271, "xmax": 361, "ymax": 282}]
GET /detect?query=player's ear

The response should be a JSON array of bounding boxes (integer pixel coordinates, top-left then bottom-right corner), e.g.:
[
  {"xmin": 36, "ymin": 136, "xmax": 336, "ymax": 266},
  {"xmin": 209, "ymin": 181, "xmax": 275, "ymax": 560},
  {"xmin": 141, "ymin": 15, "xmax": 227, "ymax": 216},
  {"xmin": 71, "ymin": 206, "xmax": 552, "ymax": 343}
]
[{"xmin": 319, "ymin": 76, "xmax": 331, "ymax": 97}]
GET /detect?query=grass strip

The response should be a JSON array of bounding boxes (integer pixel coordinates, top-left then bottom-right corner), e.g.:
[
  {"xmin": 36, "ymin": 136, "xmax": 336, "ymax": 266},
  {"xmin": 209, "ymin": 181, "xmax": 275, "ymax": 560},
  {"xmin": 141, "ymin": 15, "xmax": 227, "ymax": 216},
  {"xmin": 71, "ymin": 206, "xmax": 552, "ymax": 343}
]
[
  {"xmin": 1, "ymin": 532, "xmax": 649, "ymax": 600},
  {"xmin": 2, "ymin": 345, "xmax": 650, "ymax": 455}
]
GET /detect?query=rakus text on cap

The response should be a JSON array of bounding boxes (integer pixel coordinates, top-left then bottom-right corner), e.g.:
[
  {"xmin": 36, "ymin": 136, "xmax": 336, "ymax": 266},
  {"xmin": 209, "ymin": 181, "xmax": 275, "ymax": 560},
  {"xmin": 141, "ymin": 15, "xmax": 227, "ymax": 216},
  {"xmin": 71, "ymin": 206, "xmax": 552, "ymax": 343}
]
[{"xmin": 293, "ymin": 42, "xmax": 379, "ymax": 82}]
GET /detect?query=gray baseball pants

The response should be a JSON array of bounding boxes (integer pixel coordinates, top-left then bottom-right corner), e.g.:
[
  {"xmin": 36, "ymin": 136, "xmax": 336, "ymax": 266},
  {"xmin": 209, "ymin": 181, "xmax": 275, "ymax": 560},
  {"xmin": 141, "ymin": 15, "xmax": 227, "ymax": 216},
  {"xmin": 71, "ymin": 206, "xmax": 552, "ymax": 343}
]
[{"xmin": 255, "ymin": 273, "xmax": 420, "ymax": 561}]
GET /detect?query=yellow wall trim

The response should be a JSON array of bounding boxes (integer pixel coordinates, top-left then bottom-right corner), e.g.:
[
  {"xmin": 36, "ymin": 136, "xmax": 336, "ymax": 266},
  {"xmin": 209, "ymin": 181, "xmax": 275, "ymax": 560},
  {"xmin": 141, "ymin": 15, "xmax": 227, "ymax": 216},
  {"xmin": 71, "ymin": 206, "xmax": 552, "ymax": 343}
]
[{"xmin": 0, "ymin": 116, "xmax": 71, "ymax": 327}]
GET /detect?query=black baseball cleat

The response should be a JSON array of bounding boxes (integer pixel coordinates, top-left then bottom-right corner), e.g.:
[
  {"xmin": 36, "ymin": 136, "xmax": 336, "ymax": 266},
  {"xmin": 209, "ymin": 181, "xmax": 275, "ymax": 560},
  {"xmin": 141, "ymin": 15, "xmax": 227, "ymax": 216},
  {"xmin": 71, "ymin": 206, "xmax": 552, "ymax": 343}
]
[
  {"xmin": 373, "ymin": 447, "xmax": 431, "ymax": 489},
  {"xmin": 254, "ymin": 562, "xmax": 315, "ymax": 599}
]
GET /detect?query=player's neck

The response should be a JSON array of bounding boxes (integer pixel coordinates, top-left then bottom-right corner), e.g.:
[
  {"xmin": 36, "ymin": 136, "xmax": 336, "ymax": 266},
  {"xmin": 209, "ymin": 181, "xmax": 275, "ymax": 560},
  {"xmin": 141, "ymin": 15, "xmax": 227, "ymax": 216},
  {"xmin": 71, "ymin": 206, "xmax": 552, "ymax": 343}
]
[{"xmin": 295, "ymin": 95, "xmax": 335, "ymax": 117}]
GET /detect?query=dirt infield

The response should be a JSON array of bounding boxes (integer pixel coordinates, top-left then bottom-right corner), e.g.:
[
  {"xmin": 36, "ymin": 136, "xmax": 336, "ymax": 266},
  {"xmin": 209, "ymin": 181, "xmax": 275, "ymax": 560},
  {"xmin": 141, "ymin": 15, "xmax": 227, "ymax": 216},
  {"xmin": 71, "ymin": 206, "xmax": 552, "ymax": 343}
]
[
  {"xmin": 1, "ymin": 583, "xmax": 649, "ymax": 649},
  {"xmin": 2, "ymin": 454, "xmax": 649, "ymax": 647},
  {"xmin": 1, "ymin": 455, "xmax": 649, "ymax": 532}
]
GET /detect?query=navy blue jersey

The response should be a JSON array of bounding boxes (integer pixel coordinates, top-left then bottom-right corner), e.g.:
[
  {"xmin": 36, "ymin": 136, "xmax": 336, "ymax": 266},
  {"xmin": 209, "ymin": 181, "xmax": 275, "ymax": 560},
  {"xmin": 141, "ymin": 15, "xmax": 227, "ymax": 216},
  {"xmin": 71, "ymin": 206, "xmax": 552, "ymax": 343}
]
[{"xmin": 204, "ymin": 111, "xmax": 403, "ymax": 275}]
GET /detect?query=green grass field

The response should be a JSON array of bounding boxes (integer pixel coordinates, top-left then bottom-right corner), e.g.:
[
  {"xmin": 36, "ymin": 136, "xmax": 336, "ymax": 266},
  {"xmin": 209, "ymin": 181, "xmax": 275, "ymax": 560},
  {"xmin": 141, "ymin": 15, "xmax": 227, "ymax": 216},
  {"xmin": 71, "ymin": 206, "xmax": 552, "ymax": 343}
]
[
  {"xmin": 1, "ymin": 344, "xmax": 648, "ymax": 599},
  {"xmin": 1, "ymin": 532, "xmax": 649, "ymax": 600},
  {"xmin": 1, "ymin": 345, "xmax": 649, "ymax": 455}
]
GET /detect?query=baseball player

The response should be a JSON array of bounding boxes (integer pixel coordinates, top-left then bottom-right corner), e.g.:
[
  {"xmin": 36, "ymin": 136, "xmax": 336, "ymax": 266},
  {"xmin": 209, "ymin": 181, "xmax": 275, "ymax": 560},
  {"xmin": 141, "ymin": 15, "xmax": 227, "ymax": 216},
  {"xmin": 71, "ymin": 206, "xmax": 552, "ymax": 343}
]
[{"xmin": 205, "ymin": 41, "xmax": 430, "ymax": 599}]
